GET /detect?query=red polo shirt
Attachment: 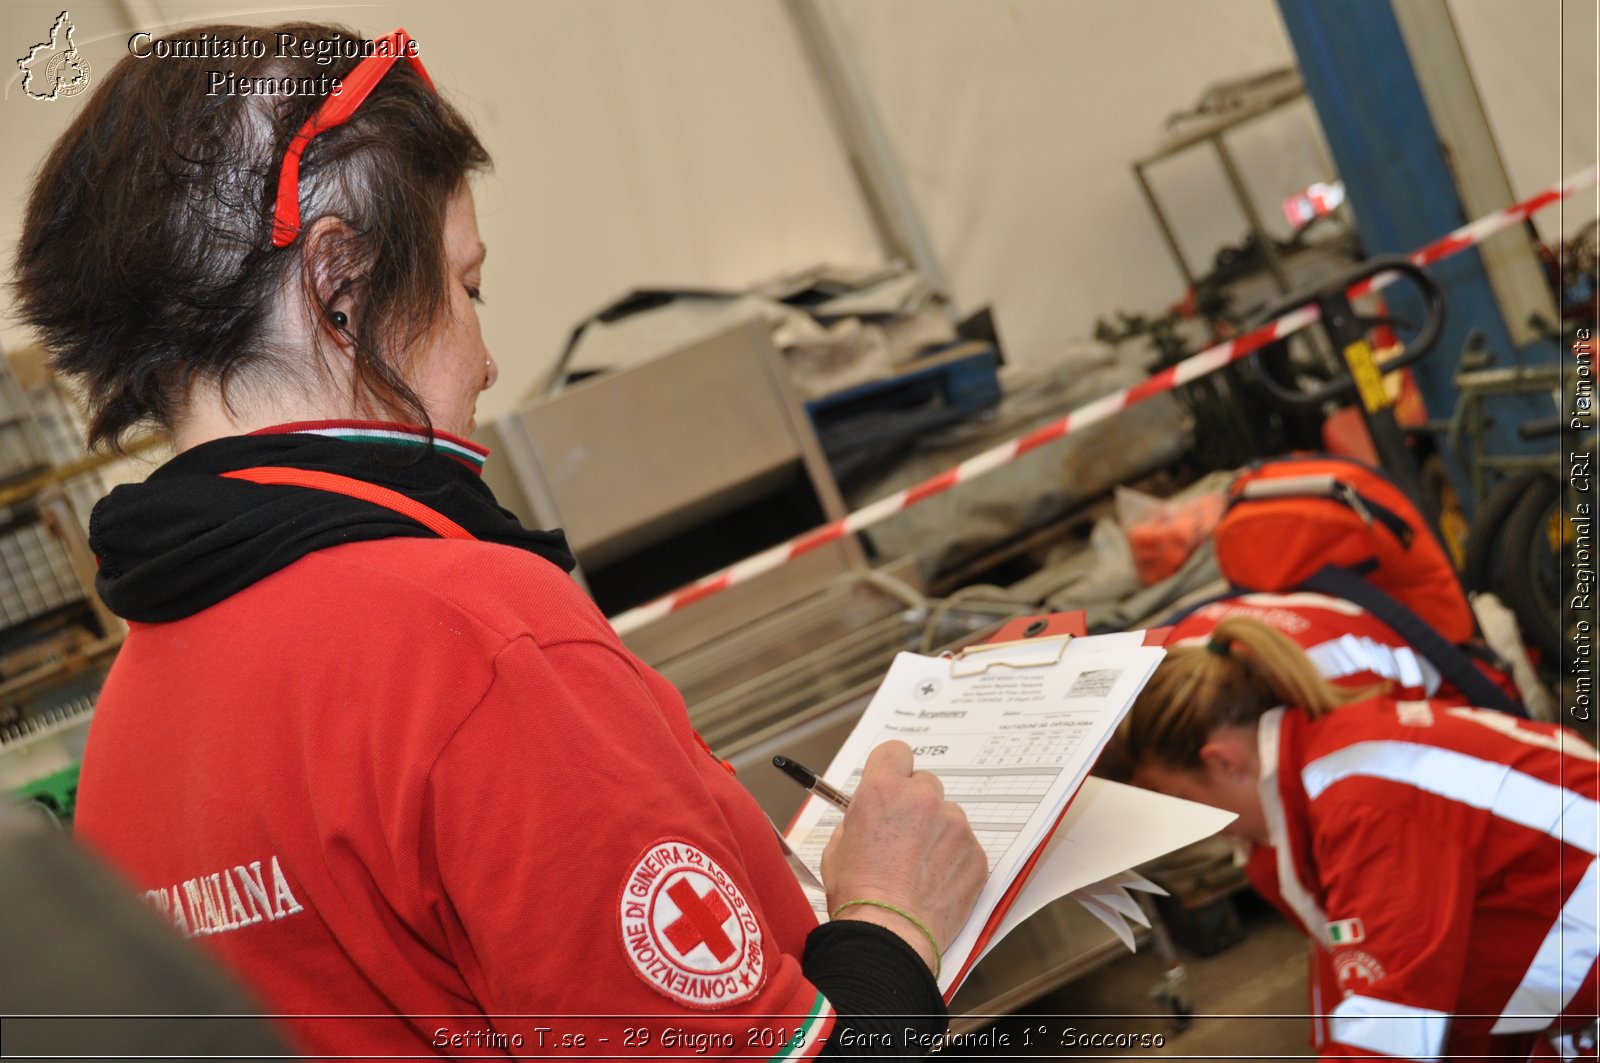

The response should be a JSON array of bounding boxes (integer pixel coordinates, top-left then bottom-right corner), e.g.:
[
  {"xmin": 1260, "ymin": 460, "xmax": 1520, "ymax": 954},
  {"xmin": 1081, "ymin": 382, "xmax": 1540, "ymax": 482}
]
[{"xmin": 76, "ymin": 536, "xmax": 834, "ymax": 1058}]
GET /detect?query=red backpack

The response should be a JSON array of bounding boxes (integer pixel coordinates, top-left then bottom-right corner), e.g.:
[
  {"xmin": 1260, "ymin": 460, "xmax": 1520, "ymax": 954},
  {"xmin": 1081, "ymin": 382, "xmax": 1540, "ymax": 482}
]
[{"xmin": 1210, "ymin": 454, "xmax": 1520, "ymax": 715}]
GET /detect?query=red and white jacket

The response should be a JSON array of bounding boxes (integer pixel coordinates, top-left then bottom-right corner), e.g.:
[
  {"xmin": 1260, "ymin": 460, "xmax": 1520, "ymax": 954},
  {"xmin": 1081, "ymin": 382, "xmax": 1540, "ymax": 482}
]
[
  {"xmin": 1260, "ymin": 699, "xmax": 1599, "ymax": 1060},
  {"xmin": 1170, "ymin": 591, "xmax": 1444, "ymax": 700},
  {"xmin": 1172, "ymin": 590, "xmax": 1542, "ymax": 1054}
]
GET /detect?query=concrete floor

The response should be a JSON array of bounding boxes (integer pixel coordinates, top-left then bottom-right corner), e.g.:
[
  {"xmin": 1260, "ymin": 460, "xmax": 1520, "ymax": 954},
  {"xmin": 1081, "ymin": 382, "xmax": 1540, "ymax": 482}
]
[{"xmin": 947, "ymin": 893, "xmax": 1314, "ymax": 1061}]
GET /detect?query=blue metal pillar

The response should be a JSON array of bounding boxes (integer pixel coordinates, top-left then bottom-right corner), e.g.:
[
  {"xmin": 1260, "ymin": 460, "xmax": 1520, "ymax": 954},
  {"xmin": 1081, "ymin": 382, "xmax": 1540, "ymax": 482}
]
[{"xmin": 1275, "ymin": 0, "xmax": 1559, "ymax": 511}]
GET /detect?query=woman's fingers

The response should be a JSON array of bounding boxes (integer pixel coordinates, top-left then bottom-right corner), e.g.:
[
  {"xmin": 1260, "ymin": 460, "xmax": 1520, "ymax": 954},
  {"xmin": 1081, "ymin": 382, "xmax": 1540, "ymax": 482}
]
[{"xmin": 820, "ymin": 741, "xmax": 988, "ymax": 970}]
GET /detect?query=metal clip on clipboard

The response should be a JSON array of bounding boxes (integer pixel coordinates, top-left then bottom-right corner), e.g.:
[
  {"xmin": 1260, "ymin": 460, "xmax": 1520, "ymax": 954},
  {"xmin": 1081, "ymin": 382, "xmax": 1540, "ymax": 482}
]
[
  {"xmin": 946, "ymin": 633, "xmax": 1073, "ymax": 678},
  {"xmin": 945, "ymin": 609, "xmax": 1090, "ymax": 678}
]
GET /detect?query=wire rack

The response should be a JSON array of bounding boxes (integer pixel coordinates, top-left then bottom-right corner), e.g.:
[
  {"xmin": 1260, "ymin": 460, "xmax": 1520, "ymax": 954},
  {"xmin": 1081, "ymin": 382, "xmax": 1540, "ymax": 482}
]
[
  {"xmin": 0, "ymin": 355, "xmax": 105, "ymax": 632},
  {"xmin": 0, "ymin": 523, "xmax": 82, "ymax": 628}
]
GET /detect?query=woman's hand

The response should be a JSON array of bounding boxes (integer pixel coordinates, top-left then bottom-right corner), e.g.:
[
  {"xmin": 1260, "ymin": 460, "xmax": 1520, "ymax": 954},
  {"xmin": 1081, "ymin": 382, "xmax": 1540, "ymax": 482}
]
[{"xmin": 820, "ymin": 741, "xmax": 988, "ymax": 976}]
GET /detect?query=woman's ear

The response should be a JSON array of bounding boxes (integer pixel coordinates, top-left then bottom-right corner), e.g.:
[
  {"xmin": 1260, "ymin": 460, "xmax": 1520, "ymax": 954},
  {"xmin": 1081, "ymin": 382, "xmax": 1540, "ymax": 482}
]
[
  {"xmin": 1198, "ymin": 734, "xmax": 1251, "ymax": 784},
  {"xmin": 300, "ymin": 216, "xmax": 361, "ymax": 345}
]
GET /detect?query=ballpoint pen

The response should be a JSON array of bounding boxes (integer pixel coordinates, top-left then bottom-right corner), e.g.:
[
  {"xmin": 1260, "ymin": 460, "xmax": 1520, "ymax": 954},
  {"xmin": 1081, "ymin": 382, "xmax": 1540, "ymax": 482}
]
[{"xmin": 772, "ymin": 755, "xmax": 852, "ymax": 812}]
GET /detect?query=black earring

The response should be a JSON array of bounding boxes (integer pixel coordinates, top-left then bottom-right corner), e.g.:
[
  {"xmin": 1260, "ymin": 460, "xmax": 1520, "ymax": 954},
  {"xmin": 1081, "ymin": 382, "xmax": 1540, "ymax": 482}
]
[{"xmin": 329, "ymin": 310, "xmax": 348, "ymax": 329}]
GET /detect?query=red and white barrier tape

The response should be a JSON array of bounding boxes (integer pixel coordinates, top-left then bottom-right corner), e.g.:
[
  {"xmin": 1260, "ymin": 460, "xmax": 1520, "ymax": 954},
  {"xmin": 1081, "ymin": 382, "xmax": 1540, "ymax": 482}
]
[
  {"xmin": 1351, "ymin": 165, "xmax": 1599, "ymax": 296},
  {"xmin": 609, "ymin": 165, "xmax": 1599, "ymax": 636}
]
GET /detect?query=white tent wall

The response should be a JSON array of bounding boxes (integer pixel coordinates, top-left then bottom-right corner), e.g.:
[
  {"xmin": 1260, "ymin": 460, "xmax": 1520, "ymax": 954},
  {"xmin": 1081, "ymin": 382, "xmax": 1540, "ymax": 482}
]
[
  {"xmin": 828, "ymin": 0, "xmax": 1596, "ymax": 374},
  {"xmin": 1448, "ymin": 0, "xmax": 1598, "ymax": 245},
  {"xmin": 826, "ymin": 0, "xmax": 1334, "ymax": 372},
  {"xmin": 1, "ymin": 1, "xmax": 1591, "ymax": 417}
]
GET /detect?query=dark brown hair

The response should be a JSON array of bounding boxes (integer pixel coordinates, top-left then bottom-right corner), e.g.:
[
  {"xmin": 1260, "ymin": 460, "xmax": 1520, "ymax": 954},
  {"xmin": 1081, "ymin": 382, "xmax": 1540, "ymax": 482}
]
[
  {"xmin": 12, "ymin": 23, "xmax": 491, "ymax": 450},
  {"xmin": 1119, "ymin": 617, "xmax": 1380, "ymax": 773}
]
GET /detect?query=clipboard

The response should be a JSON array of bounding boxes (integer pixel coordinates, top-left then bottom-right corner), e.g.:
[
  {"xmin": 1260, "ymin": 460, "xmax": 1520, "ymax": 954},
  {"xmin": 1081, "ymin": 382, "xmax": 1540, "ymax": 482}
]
[
  {"xmin": 946, "ymin": 612, "xmax": 1170, "ymax": 678},
  {"xmin": 783, "ymin": 607, "xmax": 1169, "ymax": 999},
  {"xmin": 947, "ymin": 634, "xmax": 1073, "ymax": 678},
  {"xmin": 934, "ymin": 609, "xmax": 1170, "ymax": 995},
  {"xmin": 978, "ymin": 609, "xmax": 1171, "ymax": 648},
  {"xmin": 944, "ymin": 611, "xmax": 1086, "ymax": 677}
]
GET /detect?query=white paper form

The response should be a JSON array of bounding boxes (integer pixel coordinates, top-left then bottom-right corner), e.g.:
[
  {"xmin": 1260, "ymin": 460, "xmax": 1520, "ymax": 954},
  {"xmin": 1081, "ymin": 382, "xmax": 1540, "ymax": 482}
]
[
  {"xmin": 784, "ymin": 635, "xmax": 1165, "ymax": 995},
  {"xmin": 977, "ymin": 778, "xmax": 1237, "ymax": 958},
  {"xmin": 1073, "ymin": 873, "xmax": 1165, "ymax": 951}
]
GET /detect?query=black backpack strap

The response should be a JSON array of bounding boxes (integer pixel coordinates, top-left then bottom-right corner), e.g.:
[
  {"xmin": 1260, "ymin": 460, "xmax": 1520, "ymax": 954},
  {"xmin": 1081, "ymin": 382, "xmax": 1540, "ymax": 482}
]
[{"xmin": 1302, "ymin": 566, "xmax": 1526, "ymax": 718}]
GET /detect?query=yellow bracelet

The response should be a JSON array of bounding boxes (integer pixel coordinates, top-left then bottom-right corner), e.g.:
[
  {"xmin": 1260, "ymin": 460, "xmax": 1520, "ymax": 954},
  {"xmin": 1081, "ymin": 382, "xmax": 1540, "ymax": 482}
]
[{"xmin": 829, "ymin": 899, "xmax": 942, "ymax": 979}]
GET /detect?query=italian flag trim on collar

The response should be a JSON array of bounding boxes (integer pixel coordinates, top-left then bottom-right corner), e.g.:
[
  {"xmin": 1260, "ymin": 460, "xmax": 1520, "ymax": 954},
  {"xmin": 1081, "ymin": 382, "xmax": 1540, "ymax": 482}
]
[
  {"xmin": 768, "ymin": 990, "xmax": 835, "ymax": 1061},
  {"xmin": 253, "ymin": 420, "xmax": 490, "ymax": 475}
]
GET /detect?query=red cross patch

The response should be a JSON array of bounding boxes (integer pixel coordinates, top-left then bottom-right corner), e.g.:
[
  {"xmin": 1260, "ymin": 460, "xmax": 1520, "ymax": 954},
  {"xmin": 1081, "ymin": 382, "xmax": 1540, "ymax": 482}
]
[
  {"xmin": 618, "ymin": 840, "xmax": 765, "ymax": 1009},
  {"xmin": 1334, "ymin": 948, "xmax": 1388, "ymax": 998}
]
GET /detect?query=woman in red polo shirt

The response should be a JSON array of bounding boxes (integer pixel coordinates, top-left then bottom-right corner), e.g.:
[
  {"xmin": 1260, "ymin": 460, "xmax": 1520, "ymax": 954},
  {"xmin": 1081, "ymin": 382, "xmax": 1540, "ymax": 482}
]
[{"xmin": 14, "ymin": 22, "xmax": 984, "ymax": 1059}]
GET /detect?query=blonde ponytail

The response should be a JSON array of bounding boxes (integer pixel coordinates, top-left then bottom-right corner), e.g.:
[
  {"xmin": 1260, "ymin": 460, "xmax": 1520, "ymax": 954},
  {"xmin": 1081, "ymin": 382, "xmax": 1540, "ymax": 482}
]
[{"xmin": 1120, "ymin": 617, "xmax": 1382, "ymax": 773}]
